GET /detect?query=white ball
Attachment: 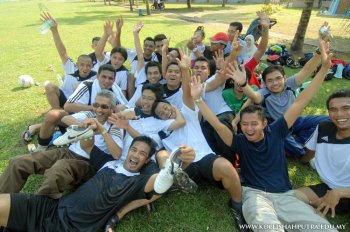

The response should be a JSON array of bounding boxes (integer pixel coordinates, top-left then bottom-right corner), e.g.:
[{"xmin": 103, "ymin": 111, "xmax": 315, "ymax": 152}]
[{"xmin": 18, "ymin": 75, "xmax": 34, "ymax": 87}]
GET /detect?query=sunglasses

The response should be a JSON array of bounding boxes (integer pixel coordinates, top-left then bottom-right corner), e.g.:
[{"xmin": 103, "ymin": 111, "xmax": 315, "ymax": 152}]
[{"xmin": 92, "ymin": 102, "xmax": 110, "ymax": 109}]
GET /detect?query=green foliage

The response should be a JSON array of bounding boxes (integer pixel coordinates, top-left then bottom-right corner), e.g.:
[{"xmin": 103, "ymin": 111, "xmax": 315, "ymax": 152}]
[{"xmin": 259, "ymin": 4, "xmax": 282, "ymax": 16}]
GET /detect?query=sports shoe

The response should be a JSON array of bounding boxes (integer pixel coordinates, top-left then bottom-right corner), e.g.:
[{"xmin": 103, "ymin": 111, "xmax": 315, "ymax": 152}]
[
  {"xmin": 173, "ymin": 169, "xmax": 198, "ymax": 193},
  {"xmin": 153, "ymin": 148, "xmax": 183, "ymax": 194},
  {"xmin": 30, "ymin": 144, "xmax": 48, "ymax": 153},
  {"xmin": 228, "ymin": 199, "xmax": 248, "ymax": 232},
  {"xmin": 53, "ymin": 125, "xmax": 94, "ymax": 146}
]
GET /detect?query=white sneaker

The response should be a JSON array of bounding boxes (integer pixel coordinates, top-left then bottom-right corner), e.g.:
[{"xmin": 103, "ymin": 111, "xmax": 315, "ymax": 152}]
[
  {"xmin": 30, "ymin": 144, "xmax": 48, "ymax": 153},
  {"xmin": 154, "ymin": 148, "xmax": 182, "ymax": 194},
  {"xmin": 53, "ymin": 125, "xmax": 94, "ymax": 146}
]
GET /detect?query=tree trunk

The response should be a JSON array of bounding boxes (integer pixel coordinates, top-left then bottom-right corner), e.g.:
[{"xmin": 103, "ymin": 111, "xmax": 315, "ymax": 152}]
[
  {"xmin": 221, "ymin": 0, "xmax": 225, "ymax": 7},
  {"xmin": 187, "ymin": 0, "xmax": 191, "ymax": 8},
  {"xmin": 145, "ymin": 0, "xmax": 150, "ymax": 15},
  {"xmin": 290, "ymin": 0, "xmax": 315, "ymax": 57},
  {"xmin": 317, "ymin": 0, "xmax": 322, "ymax": 8},
  {"xmin": 129, "ymin": 0, "xmax": 133, "ymax": 11}
]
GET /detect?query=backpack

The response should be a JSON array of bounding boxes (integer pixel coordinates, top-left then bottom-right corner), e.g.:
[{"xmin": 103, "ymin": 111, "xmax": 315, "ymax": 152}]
[
  {"xmin": 343, "ymin": 63, "xmax": 350, "ymax": 80},
  {"xmin": 313, "ymin": 64, "xmax": 336, "ymax": 81}
]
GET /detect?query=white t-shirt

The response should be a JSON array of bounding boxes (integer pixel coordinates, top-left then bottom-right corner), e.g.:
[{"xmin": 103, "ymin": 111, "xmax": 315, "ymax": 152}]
[
  {"xmin": 305, "ymin": 121, "xmax": 350, "ymax": 189},
  {"xmin": 68, "ymin": 111, "xmax": 124, "ymax": 159},
  {"xmin": 60, "ymin": 70, "xmax": 97, "ymax": 98},
  {"xmin": 98, "ymin": 57, "xmax": 128, "ymax": 91},
  {"xmin": 100, "ymin": 160, "xmax": 139, "ymax": 176},
  {"xmin": 203, "ymin": 75, "xmax": 232, "ymax": 115},
  {"xmin": 162, "ymin": 104, "xmax": 214, "ymax": 162},
  {"xmin": 120, "ymin": 108, "xmax": 174, "ymax": 162}
]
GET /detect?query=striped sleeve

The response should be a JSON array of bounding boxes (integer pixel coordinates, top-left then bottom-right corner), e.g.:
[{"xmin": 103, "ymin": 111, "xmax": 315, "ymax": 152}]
[
  {"xmin": 67, "ymin": 83, "xmax": 90, "ymax": 104},
  {"xmin": 109, "ymin": 127, "xmax": 124, "ymax": 149}
]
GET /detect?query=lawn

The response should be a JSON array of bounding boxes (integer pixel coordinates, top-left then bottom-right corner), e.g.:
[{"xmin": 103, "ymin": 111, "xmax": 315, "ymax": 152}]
[{"xmin": 0, "ymin": 1, "xmax": 349, "ymax": 231}]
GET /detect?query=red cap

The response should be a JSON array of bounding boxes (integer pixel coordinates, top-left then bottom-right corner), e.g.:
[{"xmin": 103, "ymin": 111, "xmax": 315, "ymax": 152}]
[{"xmin": 209, "ymin": 32, "xmax": 229, "ymax": 45}]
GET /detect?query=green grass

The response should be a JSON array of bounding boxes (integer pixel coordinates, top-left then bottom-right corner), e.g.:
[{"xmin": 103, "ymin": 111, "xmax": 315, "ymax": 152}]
[{"xmin": 0, "ymin": 1, "xmax": 349, "ymax": 231}]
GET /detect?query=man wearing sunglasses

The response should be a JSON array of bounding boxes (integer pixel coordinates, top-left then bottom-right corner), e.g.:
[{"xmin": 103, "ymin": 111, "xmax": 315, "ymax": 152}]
[
  {"xmin": 34, "ymin": 64, "xmax": 128, "ymax": 152},
  {"xmin": 0, "ymin": 90, "xmax": 123, "ymax": 199}
]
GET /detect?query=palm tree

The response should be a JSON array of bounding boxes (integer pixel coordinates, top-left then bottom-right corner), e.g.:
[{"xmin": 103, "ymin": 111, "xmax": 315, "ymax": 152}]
[{"xmin": 290, "ymin": 0, "xmax": 315, "ymax": 56}]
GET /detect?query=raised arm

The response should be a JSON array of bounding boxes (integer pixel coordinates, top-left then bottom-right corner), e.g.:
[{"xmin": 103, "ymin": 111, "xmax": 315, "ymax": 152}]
[
  {"xmin": 284, "ymin": 41, "xmax": 332, "ymax": 128},
  {"xmin": 190, "ymin": 75, "xmax": 233, "ymax": 147},
  {"xmin": 64, "ymin": 102, "xmax": 93, "ymax": 113},
  {"xmin": 109, "ymin": 17, "xmax": 123, "ymax": 48},
  {"xmin": 40, "ymin": 12, "xmax": 69, "ymax": 64},
  {"xmin": 253, "ymin": 12, "xmax": 270, "ymax": 61},
  {"xmin": 95, "ymin": 20, "xmax": 114, "ymax": 62},
  {"xmin": 133, "ymin": 21, "xmax": 145, "ymax": 72},
  {"xmin": 176, "ymin": 47, "xmax": 194, "ymax": 110},
  {"xmin": 168, "ymin": 106, "xmax": 186, "ymax": 131},
  {"xmin": 161, "ymin": 38, "xmax": 170, "ymax": 77},
  {"xmin": 294, "ymin": 22, "xmax": 331, "ymax": 86},
  {"xmin": 226, "ymin": 62, "xmax": 262, "ymax": 104},
  {"xmin": 205, "ymin": 49, "xmax": 228, "ymax": 92},
  {"xmin": 109, "ymin": 113, "xmax": 141, "ymax": 139}
]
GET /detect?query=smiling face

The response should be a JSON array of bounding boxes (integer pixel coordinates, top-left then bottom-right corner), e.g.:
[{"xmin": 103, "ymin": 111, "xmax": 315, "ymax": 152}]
[
  {"xmin": 155, "ymin": 102, "xmax": 176, "ymax": 120},
  {"xmin": 165, "ymin": 64, "xmax": 181, "ymax": 90},
  {"xmin": 141, "ymin": 89, "xmax": 157, "ymax": 115},
  {"xmin": 97, "ymin": 70, "xmax": 115, "ymax": 90},
  {"xmin": 93, "ymin": 95, "xmax": 112, "ymax": 122},
  {"xmin": 77, "ymin": 57, "xmax": 93, "ymax": 78},
  {"xmin": 123, "ymin": 141, "xmax": 151, "ymax": 172},
  {"xmin": 146, "ymin": 66, "xmax": 161, "ymax": 84},
  {"xmin": 240, "ymin": 112, "xmax": 267, "ymax": 143},
  {"xmin": 110, "ymin": 52, "xmax": 125, "ymax": 70},
  {"xmin": 264, "ymin": 71, "xmax": 286, "ymax": 94},
  {"xmin": 328, "ymin": 97, "xmax": 350, "ymax": 132}
]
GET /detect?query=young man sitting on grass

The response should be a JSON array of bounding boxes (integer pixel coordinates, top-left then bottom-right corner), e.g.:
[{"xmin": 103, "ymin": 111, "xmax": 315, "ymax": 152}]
[
  {"xmin": 191, "ymin": 41, "xmax": 337, "ymax": 230},
  {"xmin": 296, "ymin": 89, "xmax": 350, "ymax": 218},
  {"xmin": 0, "ymin": 136, "xmax": 195, "ymax": 232}
]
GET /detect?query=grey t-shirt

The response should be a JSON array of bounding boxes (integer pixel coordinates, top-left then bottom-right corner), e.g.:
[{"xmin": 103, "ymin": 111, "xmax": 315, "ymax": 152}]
[{"xmin": 258, "ymin": 74, "xmax": 298, "ymax": 121}]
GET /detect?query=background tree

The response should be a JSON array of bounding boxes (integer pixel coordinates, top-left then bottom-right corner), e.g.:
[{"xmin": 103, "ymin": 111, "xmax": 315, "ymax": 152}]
[
  {"xmin": 146, "ymin": 0, "xmax": 150, "ymax": 15},
  {"xmin": 187, "ymin": 0, "xmax": 191, "ymax": 8},
  {"xmin": 290, "ymin": 0, "xmax": 315, "ymax": 57}
]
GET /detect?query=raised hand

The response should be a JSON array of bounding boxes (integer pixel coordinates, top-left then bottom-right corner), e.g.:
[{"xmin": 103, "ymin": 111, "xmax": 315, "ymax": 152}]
[
  {"xmin": 176, "ymin": 47, "xmax": 191, "ymax": 70},
  {"xmin": 40, "ymin": 12, "xmax": 58, "ymax": 29},
  {"xmin": 319, "ymin": 21, "xmax": 332, "ymax": 42},
  {"xmin": 319, "ymin": 40, "xmax": 333, "ymax": 70},
  {"xmin": 226, "ymin": 61, "xmax": 247, "ymax": 86},
  {"xmin": 104, "ymin": 20, "xmax": 114, "ymax": 36},
  {"xmin": 134, "ymin": 21, "xmax": 143, "ymax": 33},
  {"xmin": 257, "ymin": 11, "xmax": 270, "ymax": 29},
  {"xmin": 190, "ymin": 74, "xmax": 204, "ymax": 101},
  {"xmin": 213, "ymin": 49, "xmax": 225, "ymax": 71},
  {"xmin": 162, "ymin": 38, "xmax": 170, "ymax": 52},
  {"xmin": 116, "ymin": 16, "xmax": 124, "ymax": 31}
]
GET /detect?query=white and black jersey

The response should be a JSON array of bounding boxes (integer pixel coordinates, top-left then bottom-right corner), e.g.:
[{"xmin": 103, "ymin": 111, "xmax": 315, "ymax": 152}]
[
  {"xmin": 60, "ymin": 70, "xmax": 97, "ymax": 99},
  {"xmin": 305, "ymin": 121, "xmax": 350, "ymax": 189},
  {"xmin": 68, "ymin": 111, "xmax": 124, "ymax": 159},
  {"xmin": 162, "ymin": 84, "xmax": 183, "ymax": 109},
  {"xmin": 97, "ymin": 57, "xmax": 129, "ymax": 91},
  {"xmin": 67, "ymin": 79, "xmax": 128, "ymax": 106}
]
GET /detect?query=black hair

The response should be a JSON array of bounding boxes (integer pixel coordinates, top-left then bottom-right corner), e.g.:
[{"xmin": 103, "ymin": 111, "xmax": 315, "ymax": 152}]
[
  {"xmin": 141, "ymin": 83, "xmax": 164, "ymax": 101},
  {"xmin": 166, "ymin": 61, "xmax": 180, "ymax": 71},
  {"xmin": 261, "ymin": 65, "xmax": 285, "ymax": 82},
  {"xmin": 110, "ymin": 47, "xmax": 128, "ymax": 61},
  {"xmin": 91, "ymin": 37, "xmax": 101, "ymax": 43},
  {"xmin": 151, "ymin": 99, "xmax": 171, "ymax": 117},
  {"xmin": 194, "ymin": 56, "xmax": 210, "ymax": 67},
  {"xmin": 240, "ymin": 105, "xmax": 266, "ymax": 122},
  {"xmin": 98, "ymin": 64, "xmax": 115, "ymax": 75},
  {"xmin": 144, "ymin": 37, "xmax": 155, "ymax": 44},
  {"xmin": 130, "ymin": 136, "xmax": 157, "ymax": 158},
  {"xmin": 154, "ymin": 34, "xmax": 167, "ymax": 42},
  {"xmin": 326, "ymin": 89, "xmax": 350, "ymax": 109},
  {"xmin": 77, "ymin": 54, "xmax": 93, "ymax": 63},
  {"xmin": 229, "ymin": 22, "xmax": 243, "ymax": 33},
  {"xmin": 194, "ymin": 26, "xmax": 205, "ymax": 38},
  {"xmin": 145, "ymin": 61, "xmax": 161, "ymax": 75}
]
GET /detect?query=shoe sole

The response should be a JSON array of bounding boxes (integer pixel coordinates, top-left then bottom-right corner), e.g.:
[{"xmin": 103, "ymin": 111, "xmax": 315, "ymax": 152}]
[{"xmin": 173, "ymin": 169, "xmax": 198, "ymax": 194}]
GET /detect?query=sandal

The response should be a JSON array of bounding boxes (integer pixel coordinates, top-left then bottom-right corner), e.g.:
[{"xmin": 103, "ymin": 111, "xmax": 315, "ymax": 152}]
[{"xmin": 22, "ymin": 125, "xmax": 34, "ymax": 144}]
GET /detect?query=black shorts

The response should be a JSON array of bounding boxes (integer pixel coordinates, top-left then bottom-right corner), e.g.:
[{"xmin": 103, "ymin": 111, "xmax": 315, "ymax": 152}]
[
  {"xmin": 184, "ymin": 154, "xmax": 223, "ymax": 189},
  {"xmin": 58, "ymin": 89, "xmax": 68, "ymax": 108},
  {"xmin": 309, "ymin": 183, "xmax": 350, "ymax": 215},
  {"xmin": 7, "ymin": 193, "xmax": 60, "ymax": 232},
  {"xmin": 90, "ymin": 146, "xmax": 115, "ymax": 171}
]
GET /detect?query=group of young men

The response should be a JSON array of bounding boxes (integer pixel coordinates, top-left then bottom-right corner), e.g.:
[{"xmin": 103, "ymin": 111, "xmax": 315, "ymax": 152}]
[{"xmin": 0, "ymin": 11, "xmax": 349, "ymax": 232}]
